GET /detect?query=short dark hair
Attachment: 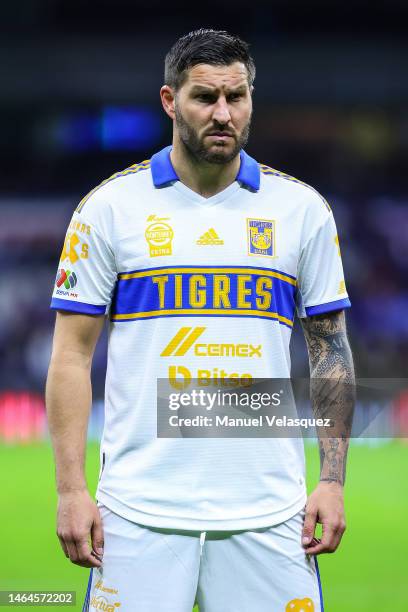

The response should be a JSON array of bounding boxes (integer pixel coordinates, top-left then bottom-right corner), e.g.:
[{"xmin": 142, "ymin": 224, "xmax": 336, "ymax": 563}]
[{"xmin": 164, "ymin": 28, "xmax": 256, "ymax": 90}]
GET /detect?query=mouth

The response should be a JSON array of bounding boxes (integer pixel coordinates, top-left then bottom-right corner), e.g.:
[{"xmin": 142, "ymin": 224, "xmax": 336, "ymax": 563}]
[{"xmin": 206, "ymin": 132, "xmax": 234, "ymax": 141}]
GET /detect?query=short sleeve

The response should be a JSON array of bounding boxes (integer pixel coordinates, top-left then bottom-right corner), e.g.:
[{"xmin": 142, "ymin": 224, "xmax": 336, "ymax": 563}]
[
  {"xmin": 296, "ymin": 211, "xmax": 351, "ymax": 318},
  {"xmin": 50, "ymin": 209, "xmax": 117, "ymax": 315}
]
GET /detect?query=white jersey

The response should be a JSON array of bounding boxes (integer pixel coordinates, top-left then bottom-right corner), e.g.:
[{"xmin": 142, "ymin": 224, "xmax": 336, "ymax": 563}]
[{"xmin": 51, "ymin": 146, "xmax": 350, "ymax": 530}]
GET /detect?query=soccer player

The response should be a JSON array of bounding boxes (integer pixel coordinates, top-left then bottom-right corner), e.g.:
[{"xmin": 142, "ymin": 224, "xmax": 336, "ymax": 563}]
[{"xmin": 46, "ymin": 29, "xmax": 354, "ymax": 611}]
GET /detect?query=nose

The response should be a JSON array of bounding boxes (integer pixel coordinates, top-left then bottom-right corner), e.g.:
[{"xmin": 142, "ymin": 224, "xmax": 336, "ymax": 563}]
[{"xmin": 212, "ymin": 96, "xmax": 231, "ymax": 125}]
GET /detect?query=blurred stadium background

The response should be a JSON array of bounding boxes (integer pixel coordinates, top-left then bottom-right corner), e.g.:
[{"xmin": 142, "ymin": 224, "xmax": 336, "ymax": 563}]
[{"xmin": 0, "ymin": 1, "xmax": 407, "ymax": 610}]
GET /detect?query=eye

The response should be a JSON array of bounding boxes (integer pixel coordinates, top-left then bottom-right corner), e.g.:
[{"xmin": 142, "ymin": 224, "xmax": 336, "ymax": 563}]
[
  {"xmin": 196, "ymin": 94, "xmax": 215, "ymax": 103},
  {"xmin": 228, "ymin": 93, "xmax": 243, "ymax": 101}
]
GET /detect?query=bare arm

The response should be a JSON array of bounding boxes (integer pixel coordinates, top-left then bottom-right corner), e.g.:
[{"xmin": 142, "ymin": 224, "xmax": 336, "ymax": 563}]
[
  {"xmin": 46, "ymin": 311, "xmax": 105, "ymax": 567},
  {"xmin": 300, "ymin": 309, "xmax": 355, "ymax": 554}
]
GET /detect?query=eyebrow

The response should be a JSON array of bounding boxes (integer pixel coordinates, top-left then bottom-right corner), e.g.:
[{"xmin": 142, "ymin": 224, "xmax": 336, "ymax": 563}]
[{"xmin": 189, "ymin": 84, "xmax": 248, "ymax": 95}]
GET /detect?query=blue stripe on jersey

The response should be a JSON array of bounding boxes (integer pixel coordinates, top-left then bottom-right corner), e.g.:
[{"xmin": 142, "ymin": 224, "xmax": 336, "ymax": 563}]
[
  {"xmin": 50, "ymin": 298, "xmax": 107, "ymax": 315},
  {"xmin": 110, "ymin": 266, "xmax": 296, "ymax": 327},
  {"xmin": 314, "ymin": 557, "xmax": 324, "ymax": 611},
  {"xmin": 305, "ymin": 297, "xmax": 351, "ymax": 317},
  {"xmin": 82, "ymin": 568, "xmax": 93, "ymax": 612}
]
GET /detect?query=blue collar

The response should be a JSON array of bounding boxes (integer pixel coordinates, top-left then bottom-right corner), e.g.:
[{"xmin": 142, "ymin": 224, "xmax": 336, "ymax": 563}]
[{"xmin": 150, "ymin": 145, "xmax": 260, "ymax": 191}]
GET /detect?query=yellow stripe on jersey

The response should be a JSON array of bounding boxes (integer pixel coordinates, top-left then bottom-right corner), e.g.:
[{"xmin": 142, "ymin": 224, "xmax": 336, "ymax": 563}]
[
  {"xmin": 76, "ymin": 160, "xmax": 151, "ymax": 213},
  {"xmin": 111, "ymin": 308, "xmax": 294, "ymax": 327},
  {"xmin": 119, "ymin": 267, "xmax": 297, "ymax": 287},
  {"xmin": 260, "ymin": 164, "xmax": 331, "ymax": 212}
]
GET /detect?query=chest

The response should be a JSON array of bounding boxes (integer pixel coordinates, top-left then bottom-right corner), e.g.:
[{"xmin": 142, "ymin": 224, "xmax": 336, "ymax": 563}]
[{"xmin": 113, "ymin": 187, "xmax": 303, "ymax": 277}]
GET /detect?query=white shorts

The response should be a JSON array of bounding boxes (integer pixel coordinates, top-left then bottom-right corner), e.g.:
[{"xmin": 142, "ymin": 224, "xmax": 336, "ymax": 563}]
[{"xmin": 83, "ymin": 504, "xmax": 323, "ymax": 611}]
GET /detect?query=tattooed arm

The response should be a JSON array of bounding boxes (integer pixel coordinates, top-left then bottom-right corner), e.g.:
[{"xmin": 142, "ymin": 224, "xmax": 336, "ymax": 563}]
[
  {"xmin": 302, "ymin": 309, "xmax": 355, "ymax": 484},
  {"xmin": 300, "ymin": 309, "xmax": 355, "ymax": 554}
]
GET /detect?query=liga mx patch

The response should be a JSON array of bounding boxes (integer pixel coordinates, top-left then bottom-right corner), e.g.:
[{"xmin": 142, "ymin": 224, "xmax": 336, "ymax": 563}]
[{"xmin": 247, "ymin": 218, "xmax": 276, "ymax": 257}]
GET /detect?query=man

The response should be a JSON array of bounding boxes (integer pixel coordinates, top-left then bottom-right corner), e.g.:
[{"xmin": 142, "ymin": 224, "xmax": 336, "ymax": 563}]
[{"xmin": 46, "ymin": 29, "xmax": 354, "ymax": 611}]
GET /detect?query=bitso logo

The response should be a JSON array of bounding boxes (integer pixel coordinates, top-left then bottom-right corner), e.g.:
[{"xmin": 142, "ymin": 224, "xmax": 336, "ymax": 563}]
[
  {"xmin": 90, "ymin": 594, "xmax": 121, "ymax": 611},
  {"xmin": 145, "ymin": 214, "xmax": 173, "ymax": 257},
  {"xmin": 56, "ymin": 269, "xmax": 77, "ymax": 290},
  {"xmin": 247, "ymin": 218, "xmax": 276, "ymax": 257},
  {"xmin": 168, "ymin": 365, "xmax": 252, "ymax": 389},
  {"xmin": 196, "ymin": 228, "xmax": 224, "ymax": 245},
  {"xmin": 286, "ymin": 597, "xmax": 314, "ymax": 611},
  {"xmin": 168, "ymin": 365, "xmax": 192, "ymax": 389}
]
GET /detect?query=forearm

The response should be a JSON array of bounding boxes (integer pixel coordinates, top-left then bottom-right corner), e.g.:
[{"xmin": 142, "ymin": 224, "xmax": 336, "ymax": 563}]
[
  {"xmin": 46, "ymin": 355, "xmax": 92, "ymax": 493},
  {"xmin": 312, "ymin": 345, "xmax": 354, "ymax": 485},
  {"xmin": 302, "ymin": 310, "xmax": 355, "ymax": 485}
]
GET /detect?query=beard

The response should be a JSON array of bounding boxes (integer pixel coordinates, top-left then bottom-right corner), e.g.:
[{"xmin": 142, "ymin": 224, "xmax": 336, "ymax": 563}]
[{"xmin": 174, "ymin": 105, "xmax": 251, "ymax": 165}]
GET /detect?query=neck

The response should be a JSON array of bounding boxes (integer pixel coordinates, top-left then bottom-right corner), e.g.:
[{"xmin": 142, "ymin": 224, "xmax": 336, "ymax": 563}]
[{"xmin": 170, "ymin": 137, "xmax": 241, "ymax": 199}]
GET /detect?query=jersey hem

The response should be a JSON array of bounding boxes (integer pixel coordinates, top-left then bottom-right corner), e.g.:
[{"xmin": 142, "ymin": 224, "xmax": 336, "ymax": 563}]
[
  {"xmin": 305, "ymin": 297, "xmax": 351, "ymax": 316},
  {"xmin": 50, "ymin": 298, "xmax": 107, "ymax": 315},
  {"xmin": 95, "ymin": 489, "xmax": 307, "ymax": 531}
]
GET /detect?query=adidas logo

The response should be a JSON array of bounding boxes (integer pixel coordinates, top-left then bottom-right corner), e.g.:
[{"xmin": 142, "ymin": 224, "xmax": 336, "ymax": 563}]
[{"xmin": 196, "ymin": 228, "xmax": 224, "ymax": 245}]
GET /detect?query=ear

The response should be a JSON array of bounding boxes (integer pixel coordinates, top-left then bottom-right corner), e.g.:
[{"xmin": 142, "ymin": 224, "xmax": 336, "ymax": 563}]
[{"xmin": 160, "ymin": 85, "xmax": 176, "ymax": 120}]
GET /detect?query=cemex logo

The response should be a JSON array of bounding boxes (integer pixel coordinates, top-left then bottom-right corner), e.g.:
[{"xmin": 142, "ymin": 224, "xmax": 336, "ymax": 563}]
[{"xmin": 161, "ymin": 327, "xmax": 262, "ymax": 358}]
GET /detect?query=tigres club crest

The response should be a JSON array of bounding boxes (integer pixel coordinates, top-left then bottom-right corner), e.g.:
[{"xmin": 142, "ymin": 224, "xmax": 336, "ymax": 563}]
[
  {"xmin": 247, "ymin": 218, "xmax": 276, "ymax": 257},
  {"xmin": 145, "ymin": 215, "xmax": 174, "ymax": 257}
]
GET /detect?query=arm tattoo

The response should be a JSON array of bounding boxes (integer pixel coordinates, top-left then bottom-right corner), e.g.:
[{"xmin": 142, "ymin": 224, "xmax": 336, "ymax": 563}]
[{"xmin": 301, "ymin": 310, "xmax": 355, "ymax": 485}]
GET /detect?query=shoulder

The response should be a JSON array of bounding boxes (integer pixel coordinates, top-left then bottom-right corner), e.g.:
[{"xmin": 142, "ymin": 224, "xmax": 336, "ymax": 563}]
[
  {"xmin": 75, "ymin": 158, "xmax": 152, "ymax": 216},
  {"xmin": 259, "ymin": 162, "xmax": 331, "ymax": 216}
]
